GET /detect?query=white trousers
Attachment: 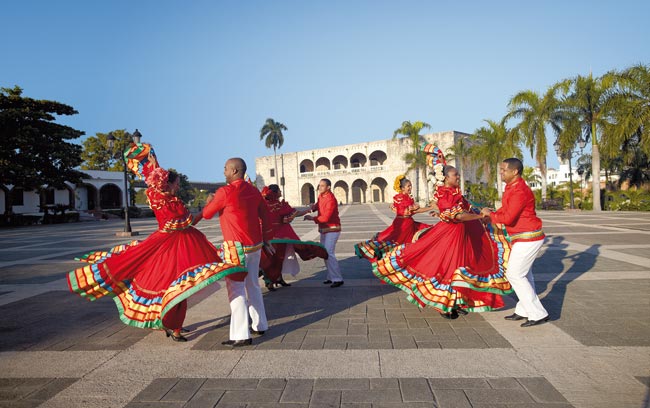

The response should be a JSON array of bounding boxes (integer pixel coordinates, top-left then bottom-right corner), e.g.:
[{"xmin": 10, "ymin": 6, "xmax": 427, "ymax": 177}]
[
  {"xmin": 507, "ymin": 239, "xmax": 548, "ymax": 321},
  {"xmin": 226, "ymin": 249, "xmax": 268, "ymax": 340},
  {"xmin": 320, "ymin": 232, "xmax": 343, "ymax": 282},
  {"xmin": 281, "ymin": 244, "xmax": 300, "ymax": 277}
]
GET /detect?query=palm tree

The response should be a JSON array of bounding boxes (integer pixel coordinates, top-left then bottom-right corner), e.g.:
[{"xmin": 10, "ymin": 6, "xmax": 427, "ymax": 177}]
[
  {"xmin": 561, "ymin": 72, "xmax": 617, "ymax": 211},
  {"xmin": 506, "ymin": 84, "xmax": 564, "ymax": 201},
  {"xmin": 259, "ymin": 118, "xmax": 287, "ymax": 185},
  {"xmin": 392, "ymin": 120, "xmax": 431, "ymax": 201},
  {"xmin": 522, "ymin": 166, "xmax": 542, "ymax": 188},
  {"xmin": 446, "ymin": 135, "xmax": 472, "ymax": 193},
  {"xmin": 470, "ymin": 119, "xmax": 521, "ymax": 199},
  {"xmin": 607, "ymin": 64, "xmax": 650, "ymax": 156}
]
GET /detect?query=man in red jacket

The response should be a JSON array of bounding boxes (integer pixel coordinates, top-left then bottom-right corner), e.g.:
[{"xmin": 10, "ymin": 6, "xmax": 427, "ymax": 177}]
[
  {"xmin": 304, "ymin": 178, "xmax": 343, "ymax": 288},
  {"xmin": 202, "ymin": 158, "xmax": 274, "ymax": 346},
  {"xmin": 481, "ymin": 158, "xmax": 549, "ymax": 327}
]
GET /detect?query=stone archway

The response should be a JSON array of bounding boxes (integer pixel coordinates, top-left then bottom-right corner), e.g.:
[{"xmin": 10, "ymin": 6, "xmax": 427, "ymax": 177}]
[
  {"xmin": 333, "ymin": 180, "xmax": 349, "ymax": 204},
  {"xmin": 301, "ymin": 183, "xmax": 315, "ymax": 206},
  {"xmin": 350, "ymin": 153, "xmax": 367, "ymax": 169},
  {"xmin": 369, "ymin": 150, "xmax": 387, "ymax": 166},
  {"xmin": 370, "ymin": 177, "xmax": 388, "ymax": 203},
  {"xmin": 351, "ymin": 179, "xmax": 368, "ymax": 203},
  {"xmin": 299, "ymin": 159, "xmax": 314, "ymax": 174},
  {"xmin": 315, "ymin": 157, "xmax": 331, "ymax": 171},
  {"xmin": 100, "ymin": 183, "xmax": 122, "ymax": 209}
]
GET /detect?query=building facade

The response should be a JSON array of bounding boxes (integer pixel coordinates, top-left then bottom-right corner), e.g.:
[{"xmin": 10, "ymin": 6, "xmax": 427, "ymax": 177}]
[
  {"xmin": 1, "ymin": 170, "xmax": 126, "ymax": 215},
  {"xmin": 255, "ymin": 131, "xmax": 481, "ymax": 206}
]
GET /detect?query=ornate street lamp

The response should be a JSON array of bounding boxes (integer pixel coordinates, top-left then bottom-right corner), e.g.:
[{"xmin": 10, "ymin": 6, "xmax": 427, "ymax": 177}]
[{"xmin": 107, "ymin": 130, "xmax": 142, "ymax": 237}]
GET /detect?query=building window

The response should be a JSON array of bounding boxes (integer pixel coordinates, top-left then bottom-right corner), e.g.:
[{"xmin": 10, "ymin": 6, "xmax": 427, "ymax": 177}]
[
  {"xmin": 12, "ymin": 188, "xmax": 24, "ymax": 205},
  {"xmin": 270, "ymin": 169, "xmax": 275, "ymax": 177}
]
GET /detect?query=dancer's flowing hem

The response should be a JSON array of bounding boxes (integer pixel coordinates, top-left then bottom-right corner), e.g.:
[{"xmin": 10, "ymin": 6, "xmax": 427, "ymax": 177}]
[
  {"xmin": 371, "ymin": 222, "xmax": 513, "ymax": 313},
  {"xmin": 260, "ymin": 239, "xmax": 328, "ymax": 283},
  {"xmin": 68, "ymin": 241, "xmax": 247, "ymax": 330}
]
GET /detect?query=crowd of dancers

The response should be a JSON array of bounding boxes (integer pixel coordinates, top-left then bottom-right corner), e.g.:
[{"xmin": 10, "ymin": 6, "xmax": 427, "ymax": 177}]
[{"xmin": 68, "ymin": 142, "xmax": 549, "ymax": 348}]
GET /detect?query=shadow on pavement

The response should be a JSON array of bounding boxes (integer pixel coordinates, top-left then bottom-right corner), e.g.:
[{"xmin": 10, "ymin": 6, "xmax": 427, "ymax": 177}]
[{"xmin": 535, "ymin": 236, "xmax": 599, "ymax": 320}]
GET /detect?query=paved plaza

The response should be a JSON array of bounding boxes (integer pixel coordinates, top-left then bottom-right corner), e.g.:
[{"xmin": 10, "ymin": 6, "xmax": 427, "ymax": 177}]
[{"xmin": 1, "ymin": 205, "xmax": 649, "ymax": 408}]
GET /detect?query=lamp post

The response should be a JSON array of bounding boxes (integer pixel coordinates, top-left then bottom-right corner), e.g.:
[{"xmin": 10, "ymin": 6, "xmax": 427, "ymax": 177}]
[{"xmin": 107, "ymin": 129, "xmax": 142, "ymax": 237}]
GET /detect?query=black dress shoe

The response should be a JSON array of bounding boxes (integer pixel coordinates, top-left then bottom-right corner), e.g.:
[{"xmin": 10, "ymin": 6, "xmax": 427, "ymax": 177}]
[
  {"xmin": 504, "ymin": 313, "xmax": 527, "ymax": 321},
  {"xmin": 265, "ymin": 283, "xmax": 276, "ymax": 292},
  {"xmin": 440, "ymin": 310, "xmax": 459, "ymax": 320},
  {"xmin": 221, "ymin": 338, "xmax": 253, "ymax": 347},
  {"xmin": 520, "ymin": 317, "xmax": 549, "ymax": 327},
  {"xmin": 277, "ymin": 278, "xmax": 291, "ymax": 287},
  {"xmin": 455, "ymin": 308, "xmax": 468, "ymax": 316},
  {"xmin": 250, "ymin": 329, "xmax": 265, "ymax": 336},
  {"xmin": 330, "ymin": 281, "xmax": 344, "ymax": 288},
  {"xmin": 164, "ymin": 329, "xmax": 188, "ymax": 342},
  {"xmin": 323, "ymin": 280, "xmax": 333, "ymax": 284}
]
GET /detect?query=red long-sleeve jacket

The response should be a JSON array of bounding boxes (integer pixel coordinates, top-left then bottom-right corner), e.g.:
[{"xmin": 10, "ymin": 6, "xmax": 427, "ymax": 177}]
[
  {"xmin": 491, "ymin": 178, "xmax": 545, "ymax": 243},
  {"xmin": 311, "ymin": 190, "xmax": 341, "ymax": 233}
]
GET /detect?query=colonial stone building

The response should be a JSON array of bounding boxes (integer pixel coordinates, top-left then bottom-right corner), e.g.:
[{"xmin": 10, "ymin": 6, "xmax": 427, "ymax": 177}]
[{"xmin": 255, "ymin": 130, "xmax": 481, "ymax": 206}]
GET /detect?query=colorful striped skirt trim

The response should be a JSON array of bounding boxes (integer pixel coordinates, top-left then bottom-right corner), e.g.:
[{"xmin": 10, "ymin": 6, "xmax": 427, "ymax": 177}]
[
  {"xmin": 371, "ymin": 223, "xmax": 513, "ymax": 313},
  {"xmin": 68, "ymin": 242, "xmax": 247, "ymax": 330}
]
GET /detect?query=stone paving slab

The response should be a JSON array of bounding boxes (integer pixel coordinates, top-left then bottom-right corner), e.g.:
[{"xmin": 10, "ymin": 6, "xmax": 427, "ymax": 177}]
[
  {"xmin": 0, "ymin": 377, "xmax": 79, "ymax": 408},
  {"xmin": 2, "ymin": 206, "xmax": 650, "ymax": 408},
  {"xmin": 192, "ymin": 287, "xmax": 511, "ymax": 351},
  {"xmin": 125, "ymin": 377, "xmax": 572, "ymax": 407},
  {"xmin": 0, "ymin": 291, "xmax": 150, "ymax": 351},
  {"xmin": 541, "ymin": 279, "xmax": 650, "ymax": 346}
]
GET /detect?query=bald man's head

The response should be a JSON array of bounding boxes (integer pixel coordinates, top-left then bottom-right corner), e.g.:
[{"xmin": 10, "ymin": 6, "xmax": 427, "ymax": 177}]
[{"xmin": 224, "ymin": 157, "xmax": 247, "ymax": 184}]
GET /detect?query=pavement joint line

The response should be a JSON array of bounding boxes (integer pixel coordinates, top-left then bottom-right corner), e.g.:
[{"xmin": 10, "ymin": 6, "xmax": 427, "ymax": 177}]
[
  {"xmin": 368, "ymin": 203, "xmax": 393, "ymax": 226},
  {"xmin": 2, "ymin": 206, "xmax": 650, "ymax": 408},
  {"xmin": 541, "ymin": 218, "xmax": 650, "ymax": 234},
  {"xmin": 302, "ymin": 205, "xmax": 351, "ymax": 241}
]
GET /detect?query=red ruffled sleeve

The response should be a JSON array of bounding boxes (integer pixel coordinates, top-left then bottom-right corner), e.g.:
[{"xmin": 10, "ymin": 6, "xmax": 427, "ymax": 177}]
[
  {"xmin": 435, "ymin": 187, "xmax": 466, "ymax": 223},
  {"xmin": 392, "ymin": 193, "xmax": 414, "ymax": 216}
]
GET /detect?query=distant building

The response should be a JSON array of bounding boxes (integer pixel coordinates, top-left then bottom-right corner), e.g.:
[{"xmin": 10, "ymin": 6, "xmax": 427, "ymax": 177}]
[
  {"xmin": 1, "ymin": 170, "xmax": 126, "ymax": 215},
  {"xmin": 2, "ymin": 171, "xmax": 224, "ymax": 216},
  {"xmin": 255, "ymin": 131, "xmax": 482, "ymax": 205},
  {"xmin": 529, "ymin": 159, "xmax": 618, "ymax": 191}
]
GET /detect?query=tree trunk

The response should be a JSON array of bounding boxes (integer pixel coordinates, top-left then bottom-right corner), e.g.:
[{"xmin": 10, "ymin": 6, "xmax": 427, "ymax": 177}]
[
  {"xmin": 273, "ymin": 146, "xmax": 279, "ymax": 185},
  {"xmin": 540, "ymin": 163, "xmax": 547, "ymax": 201},
  {"xmin": 496, "ymin": 162, "xmax": 503, "ymax": 200},
  {"xmin": 592, "ymin": 129, "xmax": 602, "ymax": 211},
  {"xmin": 422, "ymin": 166, "xmax": 430, "ymax": 205},
  {"xmin": 414, "ymin": 165, "xmax": 420, "ymax": 202},
  {"xmin": 459, "ymin": 159, "xmax": 465, "ymax": 194}
]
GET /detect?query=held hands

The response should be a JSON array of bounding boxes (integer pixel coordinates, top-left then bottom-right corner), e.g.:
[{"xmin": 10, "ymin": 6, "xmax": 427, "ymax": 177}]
[{"xmin": 480, "ymin": 208, "xmax": 492, "ymax": 217}]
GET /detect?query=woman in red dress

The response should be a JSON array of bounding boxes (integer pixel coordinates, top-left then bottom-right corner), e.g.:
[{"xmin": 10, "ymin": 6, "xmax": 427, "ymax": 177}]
[
  {"xmin": 372, "ymin": 166, "xmax": 512, "ymax": 319},
  {"xmin": 355, "ymin": 175, "xmax": 434, "ymax": 261},
  {"xmin": 259, "ymin": 184, "xmax": 328, "ymax": 290},
  {"xmin": 68, "ymin": 145, "xmax": 246, "ymax": 341}
]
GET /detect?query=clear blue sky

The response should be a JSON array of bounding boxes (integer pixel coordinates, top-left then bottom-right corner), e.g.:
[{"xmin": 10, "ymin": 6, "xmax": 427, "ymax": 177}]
[{"xmin": 3, "ymin": 0, "xmax": 649, "ymax": 181}]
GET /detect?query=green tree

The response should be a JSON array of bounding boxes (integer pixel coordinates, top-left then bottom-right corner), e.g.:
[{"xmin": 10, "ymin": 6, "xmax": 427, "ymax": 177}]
[
  {"xmin": 470, "ymin": 119, "xmax": 521, "ymax": 199},
  {"xmin": 80, "ymin": 130, "xmax": 134, "ymax": 171},
  {"xmin": 392, "ymin": 120, "xmax": 431, "ymax": 201},
  {"xmin": 167, "ymin": 168, "xmax": 193, "ymax": 204},
  {"xmin": 606, "ymin": 64, "xmax": 650, "ymax": 156},
  {"xmin": 561, "ymin": 72, "xmax": 617, "ymax": 211},
  {"xmin": 522, "ymin": 166, "xmax": 542, "ymax": 188},
  {"xmin": 0, "ymin": 86, "xmax": 86, "ymax": 209},
  {"xmin": 259, "ymin": 118, "xmax": 287, "ymax": 185},
  {"xmin": 507, "ymin": 84, "xmax": 564, "ymax": 201},
  {"xmin": 446, "ymin": 135, "xmax": 472, "ymax": 193}
]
